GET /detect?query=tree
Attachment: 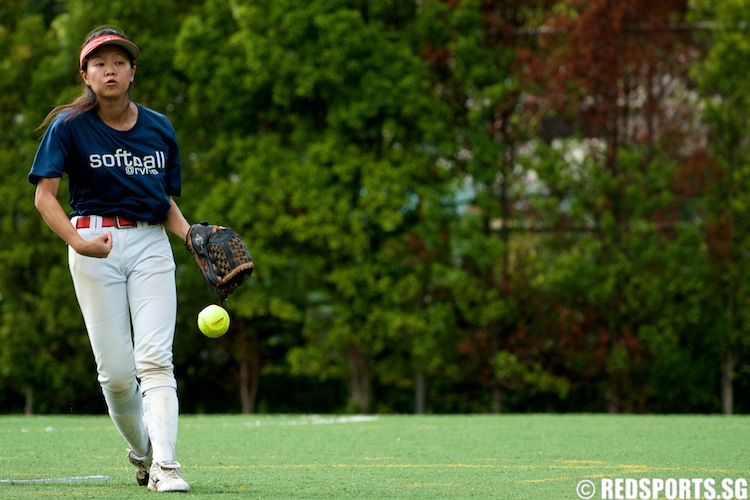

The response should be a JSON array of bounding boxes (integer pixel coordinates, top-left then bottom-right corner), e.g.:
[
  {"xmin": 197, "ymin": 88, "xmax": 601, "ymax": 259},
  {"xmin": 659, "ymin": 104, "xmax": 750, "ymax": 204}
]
[
  {"xmin": 4, "ymin": 0, "xmax": 749, "ymax": 415},
  {"xmin": 176, "ymin": 0, "xmax": 448, "ymax": 412},
  {"xmin": 694, "ymin": 0, "xmax": 750, "ymax": 413},
  {"xmin": 0, "ymin": 12, "xmax": 98, "ymax": 414},
  {"xmin": 522, "ymin": 0, "xmax": 714, "ymax": 411}
]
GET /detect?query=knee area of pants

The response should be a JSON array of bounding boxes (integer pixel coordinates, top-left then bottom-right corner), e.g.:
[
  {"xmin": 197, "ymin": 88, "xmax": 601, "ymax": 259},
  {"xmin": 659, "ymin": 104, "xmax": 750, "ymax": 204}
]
[
  {"xmin": 139, "ymin": 368, "xmax": 177, "ymax": 394},
  {"xmin": 101, "ymin": 380, "xmax": 138, "ymax": 403}
]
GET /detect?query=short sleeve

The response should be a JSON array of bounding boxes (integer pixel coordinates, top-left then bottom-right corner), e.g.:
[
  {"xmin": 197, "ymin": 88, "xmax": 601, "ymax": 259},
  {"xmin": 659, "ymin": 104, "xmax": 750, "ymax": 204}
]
[{"xmin": 29, "ymin": 117, "xmax": 70, "ymax": 185}]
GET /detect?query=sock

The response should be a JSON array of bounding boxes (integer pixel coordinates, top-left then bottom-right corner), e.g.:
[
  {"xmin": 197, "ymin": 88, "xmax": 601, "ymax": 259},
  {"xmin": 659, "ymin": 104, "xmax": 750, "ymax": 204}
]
[
  {"xmin": 103, "ymin": 383, "xmax": 149, "ymax": 456},
  {"xmin": 143, "ymin": 386, "xmax": 179, "ymax": 464}
]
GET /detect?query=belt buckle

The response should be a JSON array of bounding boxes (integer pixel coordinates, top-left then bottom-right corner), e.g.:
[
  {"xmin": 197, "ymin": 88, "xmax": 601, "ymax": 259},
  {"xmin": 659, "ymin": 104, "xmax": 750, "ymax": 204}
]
[{"xmin": 114, "ymin": 216, "xmax": 127, "ymax": 229}]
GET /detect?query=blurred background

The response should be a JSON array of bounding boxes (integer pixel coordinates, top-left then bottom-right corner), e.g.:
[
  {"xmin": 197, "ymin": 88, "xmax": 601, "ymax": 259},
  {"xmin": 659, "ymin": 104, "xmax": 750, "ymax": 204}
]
[{"xmin": 1, "ymin": 0, "xmax": 747, "ymax": 416}]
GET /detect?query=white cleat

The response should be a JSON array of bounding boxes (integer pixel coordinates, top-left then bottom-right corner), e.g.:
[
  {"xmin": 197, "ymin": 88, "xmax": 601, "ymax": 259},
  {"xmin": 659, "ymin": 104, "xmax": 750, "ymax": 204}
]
[{"xmin": 147, "ymin": 461, "xmax": 190, "ymax": 493}]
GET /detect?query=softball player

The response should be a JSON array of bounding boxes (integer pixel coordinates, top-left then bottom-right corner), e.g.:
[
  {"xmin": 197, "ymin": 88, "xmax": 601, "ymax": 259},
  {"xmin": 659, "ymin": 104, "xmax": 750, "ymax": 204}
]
[{"xmin": 29, "ymin": 26, "xmax": 191, "ymax": 492}]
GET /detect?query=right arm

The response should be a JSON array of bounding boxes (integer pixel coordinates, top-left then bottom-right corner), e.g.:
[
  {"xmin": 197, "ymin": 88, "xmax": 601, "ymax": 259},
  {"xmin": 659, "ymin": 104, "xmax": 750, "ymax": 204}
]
[{"xmin": 34, "ymin": 177, "xmax": 113, "ymax": 258}]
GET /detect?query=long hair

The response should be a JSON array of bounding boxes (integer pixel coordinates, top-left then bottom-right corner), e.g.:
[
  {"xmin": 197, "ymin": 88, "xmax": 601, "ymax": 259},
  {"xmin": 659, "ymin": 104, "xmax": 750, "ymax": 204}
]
[{"xmin": 36, "ymin": 26, "xmax": 137, "ymax": 131}]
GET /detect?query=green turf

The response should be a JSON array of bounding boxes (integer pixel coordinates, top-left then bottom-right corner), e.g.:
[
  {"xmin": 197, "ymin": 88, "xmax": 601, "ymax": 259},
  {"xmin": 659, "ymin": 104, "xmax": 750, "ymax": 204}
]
[{"xmin": 0, "ymin": 414, "xmax": 748, "ymax": 498}]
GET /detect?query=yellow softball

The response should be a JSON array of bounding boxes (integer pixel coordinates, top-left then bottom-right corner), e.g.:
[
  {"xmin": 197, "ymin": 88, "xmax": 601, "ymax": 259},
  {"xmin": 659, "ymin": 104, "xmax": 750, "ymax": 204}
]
[{"xmin": 197, "ymin": 304, "xmax": 230, "ymax": 338}]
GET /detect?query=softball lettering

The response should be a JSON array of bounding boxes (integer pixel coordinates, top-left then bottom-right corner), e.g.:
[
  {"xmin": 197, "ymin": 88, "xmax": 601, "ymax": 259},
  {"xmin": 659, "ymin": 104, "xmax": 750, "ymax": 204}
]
[{"xmin": 89, "ymin": 148, "xmax": 166, "ymax": 175}]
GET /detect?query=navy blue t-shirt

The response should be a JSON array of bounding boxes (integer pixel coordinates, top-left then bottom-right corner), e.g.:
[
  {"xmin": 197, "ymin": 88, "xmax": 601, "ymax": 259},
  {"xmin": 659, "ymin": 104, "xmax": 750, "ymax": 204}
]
[{"xmin": 29, "ymin": 104, "xmax": 181, "ymax": 222}]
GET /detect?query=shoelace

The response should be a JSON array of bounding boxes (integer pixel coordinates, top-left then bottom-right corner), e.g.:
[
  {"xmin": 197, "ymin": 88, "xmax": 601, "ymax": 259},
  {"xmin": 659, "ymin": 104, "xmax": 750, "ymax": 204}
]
[
  {"xmin": 156, "ymin": 466, "xmax": 185, "ymax": 480},
  {"xmin": 162, "ymin": 468, "xmax": 180, "ymax": 478}
]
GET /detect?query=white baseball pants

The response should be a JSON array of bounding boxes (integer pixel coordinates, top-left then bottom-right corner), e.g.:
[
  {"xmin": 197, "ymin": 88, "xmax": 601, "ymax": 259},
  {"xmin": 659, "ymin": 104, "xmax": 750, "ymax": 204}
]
[{"xmin": 68, "ymin": 215, "xmax": 179, "ymax": 462}]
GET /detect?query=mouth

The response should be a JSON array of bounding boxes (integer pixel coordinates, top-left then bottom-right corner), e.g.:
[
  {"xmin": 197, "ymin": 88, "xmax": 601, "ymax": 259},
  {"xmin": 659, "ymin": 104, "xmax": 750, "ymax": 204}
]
[{"xmin": 105, "ymin": 79, "xmax": 118, "ymax": 86}]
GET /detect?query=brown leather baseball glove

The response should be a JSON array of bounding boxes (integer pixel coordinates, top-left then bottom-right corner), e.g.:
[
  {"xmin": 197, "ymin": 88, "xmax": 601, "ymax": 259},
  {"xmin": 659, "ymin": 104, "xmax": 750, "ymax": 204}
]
[{"xmin": 185, "ymin": 222, "xmax": 254, "ymax": 302}]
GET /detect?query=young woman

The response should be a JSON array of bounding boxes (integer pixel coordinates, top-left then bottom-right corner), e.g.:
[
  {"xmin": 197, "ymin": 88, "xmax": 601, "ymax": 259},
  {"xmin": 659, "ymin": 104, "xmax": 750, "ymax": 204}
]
[{"xmin": 29, "ymin": 26, "xmax": 191, "ymax": 492}]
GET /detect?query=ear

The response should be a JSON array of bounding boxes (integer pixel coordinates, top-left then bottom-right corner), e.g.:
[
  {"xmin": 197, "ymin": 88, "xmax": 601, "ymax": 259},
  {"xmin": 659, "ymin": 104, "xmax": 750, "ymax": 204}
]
[
  {"xmin": 130, "ymin": 64, "xmax": 137, "ymax": 82},
  {"xmin": 80, "ymin": 68, "xmax": 89, "ymax": 86}
]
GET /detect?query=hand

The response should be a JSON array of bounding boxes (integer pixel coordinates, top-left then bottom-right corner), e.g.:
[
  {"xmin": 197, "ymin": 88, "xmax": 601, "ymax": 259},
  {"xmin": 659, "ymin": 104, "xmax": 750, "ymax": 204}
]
[{"xmin": 72, "ymin": 231, "xmax": 113, "ymax": 258}]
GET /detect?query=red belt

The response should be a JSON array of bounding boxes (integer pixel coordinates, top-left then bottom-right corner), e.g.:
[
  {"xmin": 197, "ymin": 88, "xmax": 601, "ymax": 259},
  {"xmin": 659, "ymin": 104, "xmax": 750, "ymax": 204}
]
[{"xmin": 75, "ymin": 216, "xmax": 160, "ymax": 229}]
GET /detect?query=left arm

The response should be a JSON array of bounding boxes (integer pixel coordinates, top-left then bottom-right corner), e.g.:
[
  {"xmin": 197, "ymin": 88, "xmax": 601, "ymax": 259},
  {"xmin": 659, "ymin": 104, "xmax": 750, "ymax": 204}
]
[{"xmin": 163, "ymin": 196, "xmax": 191, "ymax": 242}]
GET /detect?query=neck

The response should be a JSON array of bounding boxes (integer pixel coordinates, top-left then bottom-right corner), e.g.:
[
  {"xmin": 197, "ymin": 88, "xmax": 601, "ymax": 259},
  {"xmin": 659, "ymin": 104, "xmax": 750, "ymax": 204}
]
[{"xmin": 97, "ymin": 99, "xmax": 136, "ymax": 131}]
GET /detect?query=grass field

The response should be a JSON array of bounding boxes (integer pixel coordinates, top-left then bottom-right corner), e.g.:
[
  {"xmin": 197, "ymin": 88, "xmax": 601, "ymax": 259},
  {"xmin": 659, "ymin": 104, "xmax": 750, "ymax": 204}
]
[{"xmin": 0, "ymin": 414, "xmax": 748, "ymax": 499}]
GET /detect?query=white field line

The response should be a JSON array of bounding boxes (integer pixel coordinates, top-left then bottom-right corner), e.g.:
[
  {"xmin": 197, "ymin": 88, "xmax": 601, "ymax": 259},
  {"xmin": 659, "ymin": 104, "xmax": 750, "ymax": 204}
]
[
  {"xmin": 244, "ymin": 415, "xmax": 380, "ymax": 427},
  {"xmin": 0, "ymin": 475, "xmax": 110, "ymax": 484}
]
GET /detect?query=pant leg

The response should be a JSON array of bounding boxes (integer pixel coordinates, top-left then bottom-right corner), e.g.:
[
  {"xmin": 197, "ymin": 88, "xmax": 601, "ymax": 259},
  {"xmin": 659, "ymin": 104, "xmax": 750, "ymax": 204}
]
[
  {"xmin": 68, "ymin": 223, "xmax": 149, "ymax": 455},
  {"xmin": 121, "ymin": 225, "xmax": 180, "ymax": 462},
  {"xmin": 122, "ymin": 224, "xmax": 178, "ymax": 392}
]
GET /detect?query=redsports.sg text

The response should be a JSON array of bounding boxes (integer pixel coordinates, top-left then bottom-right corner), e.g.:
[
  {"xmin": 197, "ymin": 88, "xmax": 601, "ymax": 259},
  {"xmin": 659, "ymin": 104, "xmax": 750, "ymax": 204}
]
[{"xmin": 576, "ymin": 478, "xmax": 749, "ymax": 500}]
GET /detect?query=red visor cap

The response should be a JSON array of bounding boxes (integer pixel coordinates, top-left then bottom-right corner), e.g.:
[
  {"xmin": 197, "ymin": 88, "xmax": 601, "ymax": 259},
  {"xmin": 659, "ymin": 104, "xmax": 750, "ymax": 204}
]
[{"xmin": 79, "ymin": 35, "xmax": 139, "ymax": 69}]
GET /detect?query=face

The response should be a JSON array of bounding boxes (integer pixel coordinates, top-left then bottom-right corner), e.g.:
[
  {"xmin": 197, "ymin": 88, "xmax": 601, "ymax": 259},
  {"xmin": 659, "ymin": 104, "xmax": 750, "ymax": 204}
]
[{"xmin": 81, "ymin": 45, "xmax": 136, "ymax": 99}]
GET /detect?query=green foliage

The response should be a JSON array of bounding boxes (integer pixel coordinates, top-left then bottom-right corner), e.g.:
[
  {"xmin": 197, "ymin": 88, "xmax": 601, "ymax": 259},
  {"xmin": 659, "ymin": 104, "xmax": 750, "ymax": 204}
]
[
  {"xmin": 695, "ymin": 0, "xmax": 750, "ymax": 411},
  {"xmin": 493, "ymin": 350, "xmax": 570, "ymax": 398},
  {"xmin": 174, "ymin": 0, "xmax": 452, "ymax": 413},
  {"xmin": 2, "ymin": 0, "xmax": 749, "ymax": 415},
  {"xmin": 0, "ymin": 11, "xmax": 99, "ymax": 413}
]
